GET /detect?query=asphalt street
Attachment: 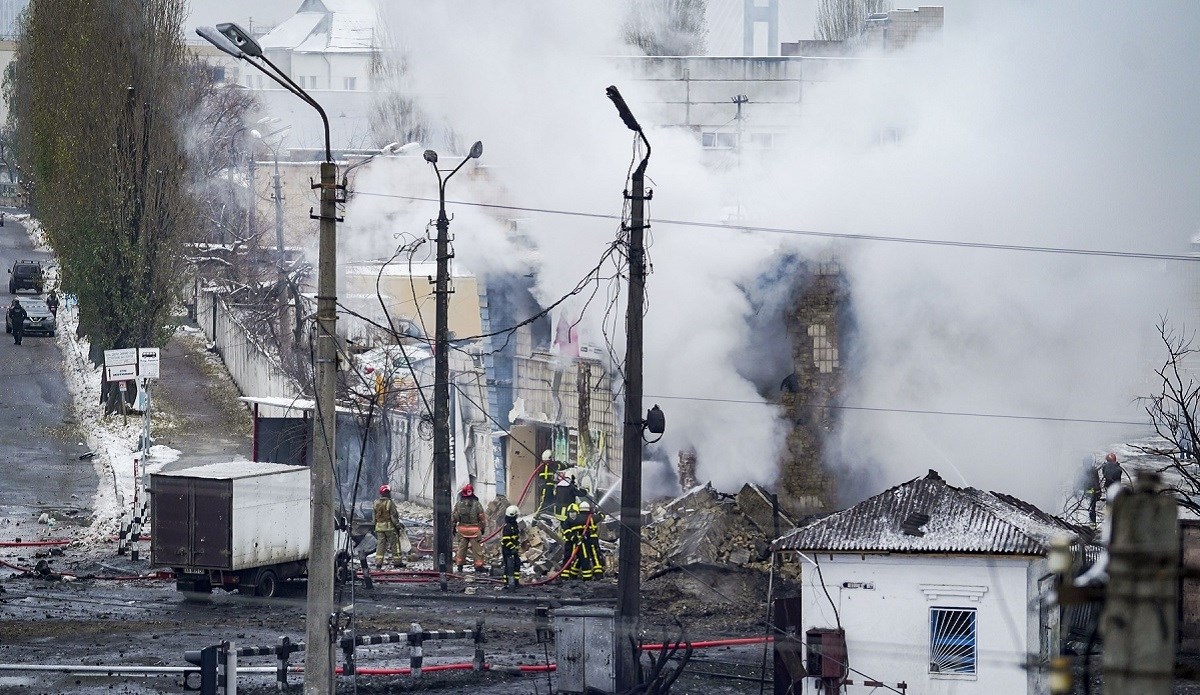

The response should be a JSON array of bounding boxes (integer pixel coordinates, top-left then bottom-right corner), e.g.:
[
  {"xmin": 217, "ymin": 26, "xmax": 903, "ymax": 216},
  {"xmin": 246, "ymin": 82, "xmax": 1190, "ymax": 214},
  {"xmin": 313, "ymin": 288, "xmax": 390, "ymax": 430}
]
[{"xmin": 0, "ymin": 214, "xmax": 94, "ymax": 531}]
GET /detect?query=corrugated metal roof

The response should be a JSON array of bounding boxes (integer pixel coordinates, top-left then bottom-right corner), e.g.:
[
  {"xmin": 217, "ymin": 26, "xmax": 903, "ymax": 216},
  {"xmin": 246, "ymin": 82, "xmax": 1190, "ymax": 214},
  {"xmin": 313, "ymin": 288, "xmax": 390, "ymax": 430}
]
[{"xmin": 773, "ymin": 470, "xmax": 1085, "ymax": 556}]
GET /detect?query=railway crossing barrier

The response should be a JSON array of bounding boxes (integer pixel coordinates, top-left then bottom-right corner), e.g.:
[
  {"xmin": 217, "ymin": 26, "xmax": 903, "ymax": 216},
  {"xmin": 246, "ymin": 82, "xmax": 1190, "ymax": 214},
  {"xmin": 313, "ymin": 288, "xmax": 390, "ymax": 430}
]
[{"xmin": 184, "ymin": 621, "xmax": 485, "ymax": 693}]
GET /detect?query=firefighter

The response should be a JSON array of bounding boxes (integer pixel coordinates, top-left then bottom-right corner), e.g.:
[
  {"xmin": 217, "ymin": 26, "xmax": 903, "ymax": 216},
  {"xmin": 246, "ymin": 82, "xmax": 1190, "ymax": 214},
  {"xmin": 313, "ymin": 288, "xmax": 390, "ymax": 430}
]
[
  {"xmin": 536, "ymin": 450, "xmax": 559, "ymax": 515},
  {"xmin": 1101, "ymin": 452, "xmax": 1123, "ymax": 490},
  {"xmin": 576, "ymin": 500, "xmax": 605, "ymax": 581},
  {"xmin": 8, "ymin": 298, "xmax": 26, "ymax": 345},
  {"xmin": 559, "ymin": 501, "xmax": 583, "ymax": 580},
  {"xmin": 1088, "ymin": 452, "xmax": 1126, "ymax": 523},
  {"xmin": 501, "ymin": 505, "xmax": 522, "ymax": 589},
  {"xmin": 452, "ymin": 483, "xmax": 488, "ymax": 572},
  {"xmin": 554, "ymin": 475, "xmax": 579, "ymax": 523},
  {"xmin": 372, "ymin": 484, "xmax": 407, "ymax": 567}
]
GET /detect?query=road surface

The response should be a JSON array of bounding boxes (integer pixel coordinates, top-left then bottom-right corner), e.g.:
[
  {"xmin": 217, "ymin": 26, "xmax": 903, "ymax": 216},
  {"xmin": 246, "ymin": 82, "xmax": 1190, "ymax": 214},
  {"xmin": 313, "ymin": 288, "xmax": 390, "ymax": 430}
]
[{"xmin": 0, "ymin": 213, "xmax": 94, "ymax": 535}]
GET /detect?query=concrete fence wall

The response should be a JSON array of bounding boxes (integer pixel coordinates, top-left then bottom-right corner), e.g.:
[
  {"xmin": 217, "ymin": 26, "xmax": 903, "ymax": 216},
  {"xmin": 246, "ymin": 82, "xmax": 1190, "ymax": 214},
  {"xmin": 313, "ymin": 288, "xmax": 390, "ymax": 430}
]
[{"xmin": 196, "ymin": 289, "xmax": 301, "ymax": 402}]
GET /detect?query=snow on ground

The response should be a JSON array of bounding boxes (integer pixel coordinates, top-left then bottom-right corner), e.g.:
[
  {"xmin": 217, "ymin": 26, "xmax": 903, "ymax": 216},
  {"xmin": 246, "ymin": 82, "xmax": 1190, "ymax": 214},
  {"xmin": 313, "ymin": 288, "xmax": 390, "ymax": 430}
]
[{"xmin": 22, "ymin": 217, "xmax": 182, "ymax": 552}]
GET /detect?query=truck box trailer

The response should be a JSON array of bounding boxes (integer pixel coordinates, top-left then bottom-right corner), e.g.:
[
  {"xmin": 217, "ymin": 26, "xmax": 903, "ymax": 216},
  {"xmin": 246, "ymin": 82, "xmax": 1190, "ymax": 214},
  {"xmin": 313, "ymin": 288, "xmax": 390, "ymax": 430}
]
[{"xmin": 151, "ymin": 461, "xmax": 312, "ymax": 597}]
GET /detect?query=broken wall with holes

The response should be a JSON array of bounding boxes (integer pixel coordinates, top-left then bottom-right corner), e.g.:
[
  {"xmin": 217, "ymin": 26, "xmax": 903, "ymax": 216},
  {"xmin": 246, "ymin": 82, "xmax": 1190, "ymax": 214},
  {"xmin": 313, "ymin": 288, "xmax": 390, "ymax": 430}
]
[{"xmin": 777, "ymin": 260, "xmax": 847, "ymax": 517}]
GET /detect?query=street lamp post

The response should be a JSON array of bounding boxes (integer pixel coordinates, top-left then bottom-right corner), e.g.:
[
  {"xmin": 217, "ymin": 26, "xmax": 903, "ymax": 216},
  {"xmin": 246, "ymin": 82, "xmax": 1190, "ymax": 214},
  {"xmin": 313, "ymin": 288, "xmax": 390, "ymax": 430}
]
[
  {"xmin": 197, "ymin": 24, "xmax": 339, "ymax": 695},
  {"xmin": 606, "ymin": 85, "xmax": 654, "ymax": 692},
  {"xmin": 423, "ymin": 141, "xmax": 483, "ymax": 589}
]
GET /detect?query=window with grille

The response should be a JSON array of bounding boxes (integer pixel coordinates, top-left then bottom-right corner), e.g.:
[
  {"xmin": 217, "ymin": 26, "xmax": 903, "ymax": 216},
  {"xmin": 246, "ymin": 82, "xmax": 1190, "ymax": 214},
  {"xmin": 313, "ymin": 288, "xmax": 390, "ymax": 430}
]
[{"xmin": 929, "ymin": 607, "xmax": 976, "ymax": 674}]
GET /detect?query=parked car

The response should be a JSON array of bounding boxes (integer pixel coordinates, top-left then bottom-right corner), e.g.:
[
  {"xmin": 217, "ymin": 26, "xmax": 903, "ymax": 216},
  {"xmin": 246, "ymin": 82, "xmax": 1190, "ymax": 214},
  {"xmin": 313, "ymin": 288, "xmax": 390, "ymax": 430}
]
[
  {"xmin": 5, "ymin": 298, "xmax": 55, "ymax": 336},
  {"xmin": 8, "ymin": 260, "xmax": 44, "ymax": 294}
]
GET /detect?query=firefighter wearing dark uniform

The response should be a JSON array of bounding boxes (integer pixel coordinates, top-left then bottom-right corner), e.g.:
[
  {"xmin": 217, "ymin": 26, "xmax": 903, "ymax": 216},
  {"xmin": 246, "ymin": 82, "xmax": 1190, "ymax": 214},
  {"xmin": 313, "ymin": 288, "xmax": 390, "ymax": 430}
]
[
  {"xmin": 576, "ymin": 500, "xmax": 604, "ymax": 580},
  {"xmin": 501, "ymin": 505, "xmax": 522, "ymax": 589},
  {"xmin": 452, "ymin": 483, "xmax": 488, "ymax": 572},
  {"xmin": 559, "ymin": 502, "xmax": 583, "ymax": 580},
  {"xmin": 536, "ymin": 450, "xmax": 558, "ymax": 515},
  {"xmin": 554, "ymin": 475, "xmax": 579, "ymax": 523}
]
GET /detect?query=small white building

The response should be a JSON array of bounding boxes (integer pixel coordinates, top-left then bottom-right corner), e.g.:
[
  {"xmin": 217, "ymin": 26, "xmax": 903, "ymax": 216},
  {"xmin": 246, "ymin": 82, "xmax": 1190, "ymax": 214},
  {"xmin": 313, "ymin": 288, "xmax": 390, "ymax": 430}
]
[{"xmin": 773, "ymin": 469, "xmax": 1090, "ymax": 695}]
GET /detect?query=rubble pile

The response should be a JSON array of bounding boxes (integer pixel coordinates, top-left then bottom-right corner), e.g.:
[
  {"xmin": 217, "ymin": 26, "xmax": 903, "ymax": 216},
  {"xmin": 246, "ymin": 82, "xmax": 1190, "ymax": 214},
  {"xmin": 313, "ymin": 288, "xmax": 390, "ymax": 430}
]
[{"xmin": 641, "ymin": 483, "xmax": 799, "ymax": 579}]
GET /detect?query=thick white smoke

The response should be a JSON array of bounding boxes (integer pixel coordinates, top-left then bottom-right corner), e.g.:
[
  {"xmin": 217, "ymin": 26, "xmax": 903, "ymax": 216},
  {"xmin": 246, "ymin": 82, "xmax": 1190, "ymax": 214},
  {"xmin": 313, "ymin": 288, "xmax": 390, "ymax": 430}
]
[{"xmin": 344, "ymin": 1, "xmax": 1200, "ymax": 508}]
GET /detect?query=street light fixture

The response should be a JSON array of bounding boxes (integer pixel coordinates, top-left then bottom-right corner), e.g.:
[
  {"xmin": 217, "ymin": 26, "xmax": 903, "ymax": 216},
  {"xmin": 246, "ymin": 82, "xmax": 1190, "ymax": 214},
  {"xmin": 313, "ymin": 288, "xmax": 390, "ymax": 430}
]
[
  {"xmin": 198, "ymin": 22, "xmax": 340, "ymax": 695},
  {"xmin": 339, "ymin": 142, "xmax": 418, "ymax": 203},
  {"xmin": 424, "ymin": 140, "xmax": 483, "ymax": 589}
]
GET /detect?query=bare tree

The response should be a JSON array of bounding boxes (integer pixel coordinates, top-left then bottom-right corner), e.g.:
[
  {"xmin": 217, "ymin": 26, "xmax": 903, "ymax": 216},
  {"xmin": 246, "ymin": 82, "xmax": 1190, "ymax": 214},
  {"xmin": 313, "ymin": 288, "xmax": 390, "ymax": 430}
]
[
  {"xmin": 367, "ymin": 44, "xmax": 439, "ymax": 149},
  {"xmin": 1135, "ymin": 319, "xmax": 1200, "ymax": 516},
  {"xmin": 814, "ymin": 0, "xmax": 890, "ymax": 42},
  {"xmin": 624, "ymin": 0, "xmax": 709, "ymax": 56}
]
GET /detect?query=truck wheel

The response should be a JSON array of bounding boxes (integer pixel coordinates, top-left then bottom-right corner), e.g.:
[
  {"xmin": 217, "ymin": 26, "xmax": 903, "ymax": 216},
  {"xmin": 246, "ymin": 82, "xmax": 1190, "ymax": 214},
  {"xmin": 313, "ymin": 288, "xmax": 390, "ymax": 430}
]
[{"xmin": 254, "ymin": 569, "xmax": 279, "ymax": 598}]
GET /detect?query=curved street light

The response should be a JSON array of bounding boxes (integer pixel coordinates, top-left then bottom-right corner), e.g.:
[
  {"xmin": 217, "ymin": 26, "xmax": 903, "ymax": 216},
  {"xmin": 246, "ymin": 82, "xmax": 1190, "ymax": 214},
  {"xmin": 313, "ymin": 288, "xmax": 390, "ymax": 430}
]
[
  {"xmin": 197, "ymin": 22, "xmax": 340, "ymax": 694},
  {"xmin": 423, "ymin": 141, "xmax": 482, "ymax": 587}
]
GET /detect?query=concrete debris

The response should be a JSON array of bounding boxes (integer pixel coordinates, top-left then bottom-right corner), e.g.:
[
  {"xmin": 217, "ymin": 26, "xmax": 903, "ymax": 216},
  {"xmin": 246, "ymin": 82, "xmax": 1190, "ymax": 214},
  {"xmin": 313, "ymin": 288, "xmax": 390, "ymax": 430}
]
[
  {"xmin": 735, "ymin": 482, "xmax": 798, "ymax": 538},
  {"xmin": 641, "ymin": 483, "xmax": 800, "ymax": 580}
]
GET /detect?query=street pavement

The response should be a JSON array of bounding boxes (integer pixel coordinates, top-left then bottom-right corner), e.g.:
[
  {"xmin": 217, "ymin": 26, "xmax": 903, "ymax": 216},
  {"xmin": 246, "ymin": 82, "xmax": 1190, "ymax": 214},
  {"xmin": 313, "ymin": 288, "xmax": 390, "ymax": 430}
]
[{"xmin": 0, "ymin": 213, "xmax": 94, "ymax": 530}]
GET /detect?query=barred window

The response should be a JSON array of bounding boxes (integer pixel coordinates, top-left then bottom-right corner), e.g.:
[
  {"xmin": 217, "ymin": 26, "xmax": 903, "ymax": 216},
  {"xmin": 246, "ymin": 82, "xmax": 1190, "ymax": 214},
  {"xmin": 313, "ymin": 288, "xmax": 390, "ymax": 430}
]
[{"xmin": 929, "ymin": 607, "xmax": 976, "ymax": 674}]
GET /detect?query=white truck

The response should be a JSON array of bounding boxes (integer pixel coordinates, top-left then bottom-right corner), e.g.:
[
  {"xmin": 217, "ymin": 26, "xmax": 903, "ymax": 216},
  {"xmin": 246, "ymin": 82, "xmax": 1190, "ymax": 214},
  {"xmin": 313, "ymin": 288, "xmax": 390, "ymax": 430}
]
[{"xmin": 150, "ymin": 461, "xmax": 327, "ymax": 597}]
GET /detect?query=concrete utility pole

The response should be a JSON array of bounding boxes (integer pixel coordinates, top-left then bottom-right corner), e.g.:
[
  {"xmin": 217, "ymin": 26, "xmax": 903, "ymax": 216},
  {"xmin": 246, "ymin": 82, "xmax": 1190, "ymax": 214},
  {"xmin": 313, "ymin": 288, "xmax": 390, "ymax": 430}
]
[
  {"xmin": 306, "ymin": 158, "xmax": 339, "ymax": 695},
  {"xmin": 1101, "ymin": 470, "xmax": 1178, "ymax": 694},
  {"xmin": 247, "ymin": 156, "xmax": 256, "ymax": 242},
  {"xmin": 607, "ymin": 85, "xmax": 652, "ymax": 693},
  {"xmin": 424, "ymin": 142, "xmax": 483, "ymax": 587},
  {"xmin": 273, "ymin": 154, "xmax": 284, "ymax": 254},
  {"xmin": 732, "ymin": 94, "xmax": 748, "ymax": 221},
  {"xmin": 196, "ymin": 21, "xmax": 340, "ymax": 694}
]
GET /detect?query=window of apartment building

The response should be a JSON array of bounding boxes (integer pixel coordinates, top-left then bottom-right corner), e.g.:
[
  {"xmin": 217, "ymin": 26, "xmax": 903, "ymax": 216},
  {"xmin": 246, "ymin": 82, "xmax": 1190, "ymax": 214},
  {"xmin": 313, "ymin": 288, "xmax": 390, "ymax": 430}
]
[
  {"xmin": 929, "ymin": 607, "xmax": 977, "ymax": 675},
  {"xmin": 701, "ymin": 131, "xmax": 737, "ymax": 149},
  {"xmin": 344, "ymin": 77, "xmax": 357, "ymax": 91},
  {"xmin": 749, "ymin": 132, "xmax": 778, "ymax": 149}
]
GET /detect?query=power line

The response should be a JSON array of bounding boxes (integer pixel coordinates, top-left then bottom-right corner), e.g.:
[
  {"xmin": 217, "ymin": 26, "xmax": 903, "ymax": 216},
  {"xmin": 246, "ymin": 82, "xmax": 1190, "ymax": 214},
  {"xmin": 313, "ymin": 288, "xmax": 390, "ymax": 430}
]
[{"xmin": 350, "ymin": 191, "xmax": 1200, "ymax": 263}]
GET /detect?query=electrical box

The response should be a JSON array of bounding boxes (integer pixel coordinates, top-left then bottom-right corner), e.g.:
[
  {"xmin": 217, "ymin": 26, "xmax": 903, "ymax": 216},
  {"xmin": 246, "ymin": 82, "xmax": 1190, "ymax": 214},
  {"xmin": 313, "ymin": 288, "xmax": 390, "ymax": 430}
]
[
  {"xmin": 555, "ymin": 606, "xmax": 615, "ymax": 693},
  {"xmin": 805, "ymin": 628, "xmax": 847, "ymax": 679}
]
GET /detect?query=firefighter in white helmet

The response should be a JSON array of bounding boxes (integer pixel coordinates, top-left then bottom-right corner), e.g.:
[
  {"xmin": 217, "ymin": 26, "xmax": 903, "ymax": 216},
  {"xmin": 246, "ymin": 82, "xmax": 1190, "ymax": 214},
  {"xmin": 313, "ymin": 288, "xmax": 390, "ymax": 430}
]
[
  {"xmin": 576, "ymin": 500, "xmax": 604, "ymax": 580},
  {"xmin": 501, "ymin": 505, "xmax": 522, "ymax": 589},
  {"xmin": 536, "ymin": 449, "xmax": 559, "ymax": 515}
]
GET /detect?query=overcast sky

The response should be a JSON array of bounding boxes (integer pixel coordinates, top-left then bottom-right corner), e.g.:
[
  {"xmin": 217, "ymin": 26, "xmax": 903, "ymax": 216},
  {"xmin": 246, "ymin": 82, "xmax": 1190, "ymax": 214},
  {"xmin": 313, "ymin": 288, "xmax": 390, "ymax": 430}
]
[{"xmin": 185, "ymin": 0, "xmax": 298, "ymax": 33}]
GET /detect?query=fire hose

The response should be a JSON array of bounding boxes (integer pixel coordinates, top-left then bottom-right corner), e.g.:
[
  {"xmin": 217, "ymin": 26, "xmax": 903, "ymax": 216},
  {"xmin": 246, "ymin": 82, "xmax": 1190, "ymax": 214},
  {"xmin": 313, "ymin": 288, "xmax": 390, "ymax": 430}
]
[
  {"xmin": 525, "ymin": 545, "xmax": 579, "ymax": 587},
  {"xmin": 0, "ymin": 540, "xmax": 70, "ymax": 547}
]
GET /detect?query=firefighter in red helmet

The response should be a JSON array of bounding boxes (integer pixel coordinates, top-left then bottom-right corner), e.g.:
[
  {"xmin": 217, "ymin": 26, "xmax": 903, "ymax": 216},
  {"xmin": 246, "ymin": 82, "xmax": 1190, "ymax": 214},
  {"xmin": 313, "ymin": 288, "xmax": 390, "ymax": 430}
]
[
  {"xmin": 373, "ymin": 484, "xmax": 407, "ymax": 567},
  {"xmin": 452, "ymin": 483, "xmax": 488, "ymax": 572}
]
